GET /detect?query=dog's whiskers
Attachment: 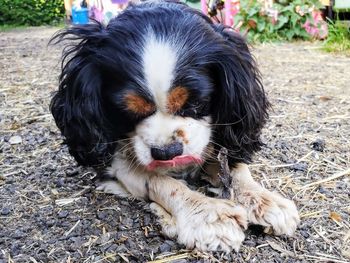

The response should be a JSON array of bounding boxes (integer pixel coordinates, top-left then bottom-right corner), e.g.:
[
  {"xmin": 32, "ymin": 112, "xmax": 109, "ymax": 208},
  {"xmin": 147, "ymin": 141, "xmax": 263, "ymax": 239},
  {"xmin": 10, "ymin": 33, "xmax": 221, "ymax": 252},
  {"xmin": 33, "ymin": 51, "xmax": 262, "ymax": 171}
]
[
  {"xmin": 97, "ymin": 138, "xmax": 132, "ymax": 146},
  {"xmin": 119, "ymin": 141, "xmax": 135, "ymax": 154},
  {"xmin": 204, "ymin": 115, "xmax": 247, "ymax": 127}
]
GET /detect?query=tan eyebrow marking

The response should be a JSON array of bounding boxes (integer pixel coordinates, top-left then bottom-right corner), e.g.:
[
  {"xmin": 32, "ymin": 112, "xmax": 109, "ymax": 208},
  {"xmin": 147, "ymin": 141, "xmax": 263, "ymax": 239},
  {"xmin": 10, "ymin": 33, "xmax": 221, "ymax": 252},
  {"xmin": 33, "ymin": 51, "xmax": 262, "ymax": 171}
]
[
  {"xmin": 167, "ymin": 86, "xmax": 189, "ymax": 114},
  {"xmin": 124, "ymin": 93, "xmax": 155, "ymax": 115}
]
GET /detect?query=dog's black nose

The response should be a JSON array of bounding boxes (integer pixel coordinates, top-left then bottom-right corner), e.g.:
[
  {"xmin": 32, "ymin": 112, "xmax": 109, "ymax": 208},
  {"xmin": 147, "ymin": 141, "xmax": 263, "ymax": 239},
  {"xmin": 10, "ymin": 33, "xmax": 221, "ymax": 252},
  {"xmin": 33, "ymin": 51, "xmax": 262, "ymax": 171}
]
[{"xmin": 150, "ymin": 142, "xmax": 183, "ymax": 160}]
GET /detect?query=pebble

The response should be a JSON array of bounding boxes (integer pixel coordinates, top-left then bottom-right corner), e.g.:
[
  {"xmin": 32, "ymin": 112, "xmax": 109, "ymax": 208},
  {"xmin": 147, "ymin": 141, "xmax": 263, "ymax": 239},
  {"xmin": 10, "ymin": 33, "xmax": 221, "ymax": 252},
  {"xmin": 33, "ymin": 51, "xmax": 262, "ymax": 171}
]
[
  {"xmin": 66, "ymin": 168, "xmax": 79, "ymax": 177},
  {"xmin": 300, "ymin": 230, "xmax": 310, "ymax": 238},
  {"xmin": 124, "ymin": 238, "xmax": 136, "ymax": 250},
  {"xmin": 318, "ymin": 186, "xmax": 329, "ymax": 194},
  {"xmin": 311, "ymin": 138, "xmax": 325, "ymax": 152},
  {"xmin": 10, "ymin": 243, "xmax": 21, "ymax": 255},
  {"xmin": 290, "ymin": 162, "xmax": 308, "ymax": 172},
  {"xmin": 115, "ymin": 244, "xmax": 128, "ymax": 253},
  {"xmin": 143, "ymin": 214, "xmax": 151, "ymax": 226},
  {"xmin": 120, "ymin": 200, "xmax": 129, "ymax": 206},
  {"xmin": 122, "ymin": 217, "xmax": 134, "ymax": 228},
  {"xmin": 69, "ymin": 237, "xmax": 84, "ymax": 251},
  {"xmin": 159, "ymin": 242, "xmax": 172, "ymax": 253},
  {"xmin": 1, "ymin": 207, "xmax": 10, "ymax": 215},
  {"xmin": 55, "ymin": 178, "xmax": 65, "ymax": 187},
  {"xmin": 244, "ymin": 239, "xmax": 257, "ymax": 247},
  {"xmin": 71, "ymin": 252, "xmax": 82, "ymax": 260},
  {"xmin": 12, "ymin": 230, "xmax": 25, "ymax": 239},
  {"xmin": 9, "ymin": 135, "xmax": 22, "ymax": 145},
  {"xmin": 46, "ymin": 219, "xmax": 56, "ymax": 227},
  {"xmin": 336, "ymin": 181, "xmax": 347, "ymax": 190},
  {"xmin": 5, "ymin": 178, "xmax": 15, "ymax": 185},
  {"xmin": 96, "ymin": 233, "xmax": 110, "ymax": 245},
  {"xmin": 165, "ymin": 240, "xmax": 175, "ymax": 246},
  {"xmin": 96, "ymin": 211, "xmax": 108, "ymax": 220},
  {"xmin": 58, "ymin": 210, "xmax": 69, "ymax": 218},
  {"xmin": 105, "ymin": 244, "xmax": 118, "ymax": 253}
]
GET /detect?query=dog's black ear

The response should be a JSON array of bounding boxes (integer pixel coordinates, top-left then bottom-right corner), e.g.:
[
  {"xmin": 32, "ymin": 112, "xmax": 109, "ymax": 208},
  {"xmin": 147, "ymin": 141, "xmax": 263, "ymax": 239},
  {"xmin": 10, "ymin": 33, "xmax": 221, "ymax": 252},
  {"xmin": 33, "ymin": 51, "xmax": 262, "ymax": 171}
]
[
  {"xmin": 50, "ymin": 23, "xmax": 114, "ymax": 167},
  {"xmin": 209, "ymin": 26, "xmax": 270, "ymax": 165}
]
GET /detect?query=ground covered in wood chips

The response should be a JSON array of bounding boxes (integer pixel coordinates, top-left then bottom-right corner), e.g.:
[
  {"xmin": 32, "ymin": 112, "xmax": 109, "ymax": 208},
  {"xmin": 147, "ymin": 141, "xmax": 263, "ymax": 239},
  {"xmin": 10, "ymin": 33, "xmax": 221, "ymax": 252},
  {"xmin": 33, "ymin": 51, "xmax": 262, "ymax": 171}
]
[{"xmin": 1, "ymin": 27, "xmax": 349, "ymax": 263}]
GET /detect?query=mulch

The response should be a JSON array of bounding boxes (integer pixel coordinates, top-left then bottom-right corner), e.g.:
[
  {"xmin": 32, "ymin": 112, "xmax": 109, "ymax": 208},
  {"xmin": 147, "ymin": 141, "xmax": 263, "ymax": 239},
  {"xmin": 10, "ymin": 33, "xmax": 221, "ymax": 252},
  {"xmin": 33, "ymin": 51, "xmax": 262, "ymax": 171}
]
[{"xmin": 0, "ymin": 27, "xmax": 349, "ymax": 263}]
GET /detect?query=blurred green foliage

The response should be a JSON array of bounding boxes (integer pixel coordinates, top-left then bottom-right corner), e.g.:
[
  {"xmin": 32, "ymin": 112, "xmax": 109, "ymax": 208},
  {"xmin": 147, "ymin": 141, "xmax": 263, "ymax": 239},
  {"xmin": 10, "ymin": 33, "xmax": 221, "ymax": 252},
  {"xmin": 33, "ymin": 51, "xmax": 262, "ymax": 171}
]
[
  {"xmin": 323, "ymin": 20, "xmax": 350, "ymax": 54},
  {"xmin": 234, "ymin": 0, "xmax": 322, "ymax": 42},
  {"xmin": 0, "ymin": 0, "xmax": 65, "ymax": 26}
]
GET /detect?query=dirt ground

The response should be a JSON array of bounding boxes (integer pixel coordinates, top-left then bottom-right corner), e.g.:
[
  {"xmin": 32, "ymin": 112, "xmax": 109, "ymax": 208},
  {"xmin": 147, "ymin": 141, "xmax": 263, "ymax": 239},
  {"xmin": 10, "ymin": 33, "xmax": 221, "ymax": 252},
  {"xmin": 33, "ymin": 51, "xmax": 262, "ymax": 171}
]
[{"xmin": 0, "ymin": 27, "xmax": 349, "ymax": 263}]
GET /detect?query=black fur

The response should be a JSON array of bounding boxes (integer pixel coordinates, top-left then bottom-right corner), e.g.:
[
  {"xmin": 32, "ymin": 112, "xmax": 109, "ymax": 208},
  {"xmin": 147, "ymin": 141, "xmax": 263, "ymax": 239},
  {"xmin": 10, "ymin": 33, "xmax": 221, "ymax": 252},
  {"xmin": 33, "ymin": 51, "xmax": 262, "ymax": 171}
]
[
  {"xmin": 50, "ymin": 0, "xmax": 269, "ymax": 168},
  {"xmin": 209, "ymin": 24, "xmax": 269, "ymax": 165}
]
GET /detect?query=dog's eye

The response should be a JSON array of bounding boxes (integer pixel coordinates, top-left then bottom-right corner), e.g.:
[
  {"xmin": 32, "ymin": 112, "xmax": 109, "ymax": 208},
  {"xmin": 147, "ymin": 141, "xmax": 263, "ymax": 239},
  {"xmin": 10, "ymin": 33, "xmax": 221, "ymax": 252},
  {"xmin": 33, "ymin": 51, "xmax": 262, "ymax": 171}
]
[{"xmin": 178, "ymin": 100, "xmax": 210, "ymax": 119}]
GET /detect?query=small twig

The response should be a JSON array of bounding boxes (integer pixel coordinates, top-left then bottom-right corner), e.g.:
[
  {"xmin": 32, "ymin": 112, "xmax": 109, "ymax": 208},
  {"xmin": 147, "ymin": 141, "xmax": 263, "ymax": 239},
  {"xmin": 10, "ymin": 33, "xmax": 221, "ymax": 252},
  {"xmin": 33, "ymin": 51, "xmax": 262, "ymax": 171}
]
[
  {"xmin": 300, "ymin": 210, "xmax": 324, "ymax": 218},
  {"xmin": 3, "ymin": 171, "xmax": 19, "ymax": 177},
  {"xmin": 300, "ymin": 168, "xmax": 350, "ymax": 189},
  {"xmin": 323, "ymin": 114, "xmax": 350, "ymax": 121},
  {"xmin": 251, "ymin": 151, "xmax": 314, "ymax": 169},
  {"xmin": 55, "ymin": 197, "xmax": 81, "ymax": 206},
  {"xmin": 304, "ymin": 254, "xmax": 349, "ymax": 263},
  {"xmin": 64, "ymin": 220, "xmax": 80, "ymax": 237},
  {"xmin": 312, "ymin": 225, "xmax": 334, "ymax": 245},
  {"xmin": 216, "ymin": 147, "xmax": 241, "ymax": 201},
  {"xmin": 93, "ymin": 253, "xmax": 118, "ymax": 263},
  {"xmin": 268, "ymin": 151, "xmax": 314, "ymax": 169},
  {"xmin": 19, "ymin": 113, "xmax": 51, "ymax": 122},
  {"xmin": 217, "ymin": 147, "xmax": 232, "ymax": 199},
  {"xmin": 147, "ymin": 253, "xmax": 191, "ymax": 263},
  {"xmin": 276, "ymin": 98, "xmax": 305, "ymax": 104},
  {"xmin": 266, "ymin": 241, "xmax": 297, "ymax": 258},
  {"xmin": 8, "ymin": 254, "xmax": 15, "ymax": 263},
  {"xmin": 256, "ymin": 243, "xmax": 270, "ymax": 249},
  {"xmin": 29, "ymin": 257, "xmax": 39, "ymax": 263}
]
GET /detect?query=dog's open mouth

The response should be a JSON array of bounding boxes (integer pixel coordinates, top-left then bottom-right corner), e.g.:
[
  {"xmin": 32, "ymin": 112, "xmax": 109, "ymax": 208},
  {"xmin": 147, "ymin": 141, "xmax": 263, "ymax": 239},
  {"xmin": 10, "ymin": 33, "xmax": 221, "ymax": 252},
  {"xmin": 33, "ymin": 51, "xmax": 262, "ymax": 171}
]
[{"xmin": 146, "ymin": 155, "xmax": 202, "ymax": 171}]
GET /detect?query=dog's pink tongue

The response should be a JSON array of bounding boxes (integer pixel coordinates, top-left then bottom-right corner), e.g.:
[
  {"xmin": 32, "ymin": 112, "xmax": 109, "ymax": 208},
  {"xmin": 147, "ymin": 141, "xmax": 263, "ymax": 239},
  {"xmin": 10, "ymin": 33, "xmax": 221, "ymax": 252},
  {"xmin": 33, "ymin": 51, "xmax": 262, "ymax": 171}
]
[{"xmin": 147, "ymin": 155, "xmax": 202, "ymax": 171}]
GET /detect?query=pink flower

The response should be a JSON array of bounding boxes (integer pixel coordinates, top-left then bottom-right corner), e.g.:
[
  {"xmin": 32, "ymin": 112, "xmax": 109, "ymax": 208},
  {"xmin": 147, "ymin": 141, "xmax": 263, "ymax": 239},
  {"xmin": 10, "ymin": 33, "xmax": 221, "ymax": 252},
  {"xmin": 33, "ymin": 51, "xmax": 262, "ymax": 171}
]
[
  {"xmin": 303, "ymin": 11, "xmax": 328, "ymax": 39},
  {"xmin": 266, "ymin": 8, "xmax": 278, "ymax": 24}
]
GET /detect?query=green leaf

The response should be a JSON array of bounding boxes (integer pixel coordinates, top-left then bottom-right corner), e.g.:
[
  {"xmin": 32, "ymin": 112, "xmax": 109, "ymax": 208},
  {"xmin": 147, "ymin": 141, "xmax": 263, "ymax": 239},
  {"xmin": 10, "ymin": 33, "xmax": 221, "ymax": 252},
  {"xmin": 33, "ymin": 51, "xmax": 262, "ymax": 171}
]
[
  {"xmin": 257, "ymin": 19, "xmax": 266, "ymax": 32},
  {"xmin": 281, "ymin": 5, "xmax": 294, "ymax": 13},
  {"xmin": 286, "ymin": 30, "xmax": 295, "ymax": 40},
  {"xmin": 247, "ymin": 7, "xmax": 260, "ymax": 18},
  {"xmin": 276, "ymin": 15, "xmax": 289, "ymax": 29},
  {"xmin": 290, "ymin": 15, "xmax": 299, "ymax": 27}
]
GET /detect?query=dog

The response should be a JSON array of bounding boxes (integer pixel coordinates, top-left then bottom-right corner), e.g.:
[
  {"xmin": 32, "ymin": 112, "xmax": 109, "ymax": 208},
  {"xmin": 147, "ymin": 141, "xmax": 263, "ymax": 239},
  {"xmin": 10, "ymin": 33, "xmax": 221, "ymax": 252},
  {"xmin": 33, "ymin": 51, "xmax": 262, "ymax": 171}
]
[{"xmin": 50, "ymin": 0, "xmax": 299, "ymax": 252}]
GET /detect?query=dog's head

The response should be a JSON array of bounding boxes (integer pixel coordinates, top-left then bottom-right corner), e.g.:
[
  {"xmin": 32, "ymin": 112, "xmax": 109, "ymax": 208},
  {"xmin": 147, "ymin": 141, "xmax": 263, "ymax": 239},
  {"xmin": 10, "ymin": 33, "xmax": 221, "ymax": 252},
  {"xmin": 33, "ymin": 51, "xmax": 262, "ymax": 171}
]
[{"xmin": 50, "ymin": 1, "xmax": 268, "ymax": 171}]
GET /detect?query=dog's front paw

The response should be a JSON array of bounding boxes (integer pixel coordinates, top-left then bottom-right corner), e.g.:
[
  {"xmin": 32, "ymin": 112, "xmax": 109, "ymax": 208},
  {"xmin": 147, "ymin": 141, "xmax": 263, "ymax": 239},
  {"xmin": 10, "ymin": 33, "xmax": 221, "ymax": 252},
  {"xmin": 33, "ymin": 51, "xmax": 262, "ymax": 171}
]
[
  {"xmin": 151, "ymin": 198, "xmax": 247, "ymax": 252},
  {"xmin": 150, "ymin": 202, "xmax": 177, "ymax": 239},
  {"xmin": 240, "ymin": 190, "xmax": 300, "ymax": 236}
]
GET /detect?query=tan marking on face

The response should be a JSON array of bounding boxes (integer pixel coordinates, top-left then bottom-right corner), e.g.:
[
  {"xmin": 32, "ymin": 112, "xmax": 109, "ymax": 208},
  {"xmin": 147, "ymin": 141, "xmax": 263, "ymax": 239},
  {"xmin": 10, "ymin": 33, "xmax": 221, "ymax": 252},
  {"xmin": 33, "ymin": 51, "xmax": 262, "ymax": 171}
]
[
  {"xmin": 125, "ymin": 93, "xmax": 155, "ymax": 115},
  {"xmin": 175, "ymin": 129, "xmax": 189, "ymax": 144},
  {"xmin": 167, "ymin": 86, "xmax": 189, "ymax": 113}
]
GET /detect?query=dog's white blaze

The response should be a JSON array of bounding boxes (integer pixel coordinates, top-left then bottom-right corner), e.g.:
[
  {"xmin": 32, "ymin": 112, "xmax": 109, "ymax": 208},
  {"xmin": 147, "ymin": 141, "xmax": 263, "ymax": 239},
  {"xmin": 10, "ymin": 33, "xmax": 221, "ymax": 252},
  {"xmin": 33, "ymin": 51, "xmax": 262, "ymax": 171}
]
[{"xmin": 142, "ymin": 34, "xmax": 177, "ymax": 110}]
